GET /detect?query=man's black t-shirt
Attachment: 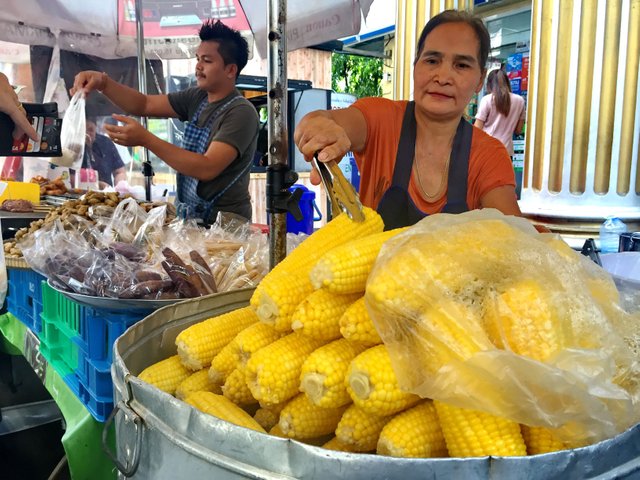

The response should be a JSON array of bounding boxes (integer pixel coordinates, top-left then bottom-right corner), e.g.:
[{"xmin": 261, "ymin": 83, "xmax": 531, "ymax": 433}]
[{"xmin": 82, "ymin": 134, "xmax": 125, "ymax": 186}]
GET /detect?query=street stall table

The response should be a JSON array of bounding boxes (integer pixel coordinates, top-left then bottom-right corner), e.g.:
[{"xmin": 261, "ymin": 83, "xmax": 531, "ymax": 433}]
[{"xmin": 0, "ymin": 313, "xmax": 116, "ymax": 480}]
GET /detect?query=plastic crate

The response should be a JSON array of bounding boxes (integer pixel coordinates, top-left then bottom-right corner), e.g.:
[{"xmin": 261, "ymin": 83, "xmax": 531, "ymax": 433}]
[
  {"xmin": 6, "ymin": 269, "xmax": 46, "ymax": 334},
  {"xmin": 64, "ymin": 374, "xmax": 114, "ymax": 423},
  {"xmin": 38, "ymin": 320, "xmax": 78, "ymax": 379},
  {"xmin": 77, "ymin": 356, "xmax": 112, "ymax": 398},
  {"xmin": 76, "ymin": 307, "xmax": 148, "ymax": 363}
]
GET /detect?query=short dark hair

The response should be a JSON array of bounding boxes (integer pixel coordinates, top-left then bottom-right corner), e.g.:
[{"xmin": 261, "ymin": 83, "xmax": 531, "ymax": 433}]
[
  {"xmin": 414, "ymin": 10, "xmax": 490, "ymax": 72},
  {"xmin": 199, "ymin": 19, "xmax": 249, "ymax": 77}
]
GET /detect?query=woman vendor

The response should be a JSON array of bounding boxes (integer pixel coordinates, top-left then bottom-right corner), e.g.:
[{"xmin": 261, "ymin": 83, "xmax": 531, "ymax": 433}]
[{"xmin": 294, "ymin": 10, "xmax": 521, "ymax": 230}]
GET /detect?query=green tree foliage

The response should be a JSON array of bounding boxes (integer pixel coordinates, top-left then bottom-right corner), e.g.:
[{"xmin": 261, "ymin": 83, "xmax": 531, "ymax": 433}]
[{"xmin": 331, "ymin": 53, "xmax": 383, "ymax": 98}]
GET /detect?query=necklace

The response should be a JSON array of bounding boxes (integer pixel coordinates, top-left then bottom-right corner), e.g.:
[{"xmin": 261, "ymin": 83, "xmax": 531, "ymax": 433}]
[{"xmin": 413, "ymin": 152, "xmax": 451, "ymax": 199}]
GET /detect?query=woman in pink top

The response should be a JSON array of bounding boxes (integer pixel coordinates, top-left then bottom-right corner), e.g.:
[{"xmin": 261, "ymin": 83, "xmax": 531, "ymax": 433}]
[{"xmin": 474, "ymin": 69, "xmax": 525, "ymax": 156}]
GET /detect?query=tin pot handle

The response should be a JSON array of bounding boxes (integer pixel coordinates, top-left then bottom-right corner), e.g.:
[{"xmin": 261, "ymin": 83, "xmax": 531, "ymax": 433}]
[{"xmin": 102, "ymin": 401, "xmax": 143, "ymax": 477}]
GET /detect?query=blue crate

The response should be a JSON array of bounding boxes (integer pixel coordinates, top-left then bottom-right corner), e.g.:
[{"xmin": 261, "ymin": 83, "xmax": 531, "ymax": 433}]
[
  {"xmin": 63, "ymin": 373, "xmax": 114, "ymax": 423},
  {"xmin": 6, "ymin": 269, "xmax": 46, "ymax": 333},
  {"xmin": 77, "ymin": 355, "xmax": 113, "ymax": 398},
  {"xmin": 76, "ymin": 307, "xmax": 148, "ymax": 363}
]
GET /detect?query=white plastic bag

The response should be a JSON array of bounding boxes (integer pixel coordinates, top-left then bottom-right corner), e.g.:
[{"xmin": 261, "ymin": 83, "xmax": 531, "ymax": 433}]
[{"xmin": 57, "ymin": 91, "xmax": 86, "ymax": 169}]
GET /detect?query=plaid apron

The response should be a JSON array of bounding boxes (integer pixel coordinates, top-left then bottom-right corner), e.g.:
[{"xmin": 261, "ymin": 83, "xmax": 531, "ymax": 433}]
[{"xmin": 176, "ymin": 94, "xmax": 246, "ymax": 222}]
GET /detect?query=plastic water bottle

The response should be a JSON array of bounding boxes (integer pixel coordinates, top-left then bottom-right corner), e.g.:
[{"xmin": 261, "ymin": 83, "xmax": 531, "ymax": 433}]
[{"xmin": 599, "ymin": 216, "xmax": 627, "ymax": 253}]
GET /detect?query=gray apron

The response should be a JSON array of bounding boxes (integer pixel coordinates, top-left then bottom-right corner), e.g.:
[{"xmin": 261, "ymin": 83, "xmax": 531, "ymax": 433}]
[
  {"xmin": 376, "ymin": 101, "xmax": 472, "ymax": 230},
  {"xmin": 176, "ymin": 95, "xmax": 250, "ymax": 224}
]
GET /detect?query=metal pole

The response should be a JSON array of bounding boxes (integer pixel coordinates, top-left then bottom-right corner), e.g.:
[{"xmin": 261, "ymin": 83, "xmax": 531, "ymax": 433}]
[
  {"xmin": 267, "ymin": 0, "xmax": 288, "ymax": 269},
  {"xmin": 134, "ymin": 0, "xmax": 153, "ymax": 201}
]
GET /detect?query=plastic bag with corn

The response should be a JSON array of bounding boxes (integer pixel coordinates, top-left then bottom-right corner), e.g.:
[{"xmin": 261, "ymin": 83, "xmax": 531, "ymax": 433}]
[{"xmin": 365, "ymin": 209, "xmax": 640, "ymax": 447}]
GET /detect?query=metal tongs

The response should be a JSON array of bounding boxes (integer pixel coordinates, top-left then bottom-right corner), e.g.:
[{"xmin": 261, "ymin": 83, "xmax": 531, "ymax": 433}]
[{"xmin": 312, "ymin": 154, "xmax": 365, "ymax": 222}]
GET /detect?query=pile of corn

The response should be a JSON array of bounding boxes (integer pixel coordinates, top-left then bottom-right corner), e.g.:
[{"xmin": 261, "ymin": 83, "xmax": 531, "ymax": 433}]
[{"xmin": 138, "ymin": 209, "xmax": 581, "ymax": 458}]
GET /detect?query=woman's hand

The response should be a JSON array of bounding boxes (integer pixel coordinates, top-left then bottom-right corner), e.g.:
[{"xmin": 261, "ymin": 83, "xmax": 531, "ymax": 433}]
[
  {"xmin": 0, "ymin": 72, "xmax": 39, "ymax": 141},
  {"xmin": 71, "ymin": 70, "xmax": 107, "ymax": 96},
  {"xmin": 104, "ymin": 114, "xmax": 150, "ymax": 147},
  {"xmin": 294, "ymin": 111, "xmax": 356, "ymax": 184}
]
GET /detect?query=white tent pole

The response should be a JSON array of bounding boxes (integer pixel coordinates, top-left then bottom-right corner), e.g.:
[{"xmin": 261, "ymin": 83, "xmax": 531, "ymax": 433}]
[
  {"xmin": 267, "ymin": 0, "xmax": 290, "ymax": 268},
  {"xmin": 134, "ymin": 0, "xmax": 153, "ymax": 201}
]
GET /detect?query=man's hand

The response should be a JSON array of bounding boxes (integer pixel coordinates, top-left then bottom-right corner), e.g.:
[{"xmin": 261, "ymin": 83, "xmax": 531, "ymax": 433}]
[
  {"xmin": 70, "ymin": 70, "xmax": 107, "ymax": 96},
  {"xmin": 104, "ymin": 114, "xmax": 151, "ymax": 147},
  {"xmin": 0, "ymin": 72, "xmax": 39, "ymax": 141}
]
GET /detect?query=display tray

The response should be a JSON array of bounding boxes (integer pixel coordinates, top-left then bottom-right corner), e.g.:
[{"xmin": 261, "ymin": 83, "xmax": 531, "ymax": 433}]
[{"xmin": 47, "ymin": 280, "xmax": 183, "ymax": 312}]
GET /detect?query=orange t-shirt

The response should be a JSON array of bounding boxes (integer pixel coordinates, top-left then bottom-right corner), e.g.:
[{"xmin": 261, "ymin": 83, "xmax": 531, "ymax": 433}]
[{"xmin": 351, "ymin": 97, "xmax": 516, "ymax": 213}]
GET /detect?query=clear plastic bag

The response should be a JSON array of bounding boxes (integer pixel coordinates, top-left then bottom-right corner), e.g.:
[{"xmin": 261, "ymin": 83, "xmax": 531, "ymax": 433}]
[
  {"xmin": 57, "ymin": 91, "xmax": 86, "ymax": 169},
  {"xmin": 365, "ymin": 209, "xmax": 640, "ymax": 446}
]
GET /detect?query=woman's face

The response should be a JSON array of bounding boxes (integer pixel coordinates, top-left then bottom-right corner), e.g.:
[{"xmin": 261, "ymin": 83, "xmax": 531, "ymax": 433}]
[{"xmin": 413, "ymin": 22, "xmax": 484, "ymax": 121}]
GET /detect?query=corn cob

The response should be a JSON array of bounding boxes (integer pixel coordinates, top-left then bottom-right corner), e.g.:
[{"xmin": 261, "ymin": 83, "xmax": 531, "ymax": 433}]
[
  {"xmin": 184, "ymin": 391, "xmax": 265, "ymax": 432},
  {"xmin": 176, "ymin": 307, "xmax": 258, "ymax": 370},
  {"xmin": 138, "ymin": 355, "xmax": 191, "ymax": 395},
  {"xmin": 209, "ymin": 339, "xmax": 240, "ymax": 384},
  {"xmin": 251, "ymin": 208, "xmax": 384, "ymax": 332},
  {"xmin": 335, "ymin": 404, "xmax": 392, "ymax": 452},
  {"xmin": 222, "ymin": 368, "xmax": 256, "ymax": 406},
  {"xmin": 291, "ymin": 290, "xmax": 360, "ymax": 341},
  {"xmin": 176, "ymin": 368, "xmax": 222, "ymax": 400},
  {"xmin": 269, "ymin": 424, "xmax": 286, "ymax": 437},
  {"xmin": 346, "ymin": 345, "xmax": 420, "ymax": 416},
  {"xmin": 245, "ymin": 333, "xmax": 326, "ymax": 405},
  {"xmin": 254, "ymin": 406, "xmax": 283, "ymax": 431},
  {"xmin": 310, "ymin": 228, "xmax": 406, "ymax": 294},
  {"xmin": 434, "ymin": 401, "xmax": 526, "ymax": 457},
  {"xmin": 322, "ymin": 436, "xmax": 360, "ymax": 453},
  {"xmin": 521, "ymin": 426, "xmax": 569, "ymax": 455},
  {"xmin": 339, "ymin": 297, "xmax": 382, "ymax": 347},
  {"xmin": 235, "ymin": 322, "xmax": 282, "ymax": 367},
  {"xmin": 377, "ymin": 401, "xmax": 448, "ymax": 458},
  {"xmin": 278, "ymin": 394, "xmax": 348, "ymax": 439},
  {"xmin": 300, "ymin": 338, "xmax": 367, "ymax": 408},
  {"xmin": 483, "ymin": 280, "xmax": 579, "ymax": 454}
]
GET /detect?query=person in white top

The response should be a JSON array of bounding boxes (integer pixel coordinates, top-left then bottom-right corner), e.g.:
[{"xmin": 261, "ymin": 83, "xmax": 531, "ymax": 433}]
[{"xmin": 474, "ymin": 69, "xmax": 525, "ymax": 156}]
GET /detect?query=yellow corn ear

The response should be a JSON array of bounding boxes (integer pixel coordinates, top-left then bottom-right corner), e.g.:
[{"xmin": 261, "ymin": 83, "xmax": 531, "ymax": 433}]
[
  {"xmin": 278, "ymin": 394, "xmax": 348, "ymax": 440},
  {"xmin": 184, "ymin": 391, "xmax": 265, "ymax": 433},
  {"xmin": 310, "ymin": 228, "xmax": 407, "ymax": 294},
  {"xmin": 335, "ymin": 404, "xmax": 392, "ymax": 452},
  {"xmin": 291, "ymin": 289, "xmax": 360, "ymax": 341},
  {"xmin": 300, "ymin": 338, "xmax": 367, "ymax": 408},
  {"xmin": 176, "ymin": 307, "xmax": 258, "ymax": 370},
  {"xmin": 254, "ymin": 406, "xmax": 282, "ymax": 431},
  {"xmin": 138, "ymin": 355, "xmax": 191, "ymax": 395},
  {"xmin": 245, "ymin": 333, "xmax": 326, "ymax": 405},
  {"xmin": 377, "ymin": 401, "xmax": 448, "ymax": 458},
  {"xmin": 222, "ymin": 368, "xmax": 256, "ymax": 406},
  {"xmin": 269, "ymin": 424, "xmax": 286, "ymax": 437},
  {"xmin": 346, "ymin": 345, "xmax": 420, "ymax": 416},
  {"xmin": 339, "ymin": 297, "xmax": 382, "ymax": 347},
  {"xmin": 322, "ymin": 436, "xmax": 360, "ymax": 453},
  {"xmin": 176, "ymin": 368, "xmax": 222, "ymax": 400},
  {"xmin": 209, "ymin": 339, "xmax": 240, "ymax": 384},
  {"xmin": 235, "ymin": 322, "xmax": 282, "ymax": 367},
  {"xmin": 484, "ymin": 280, "xmax": 580, "ymax": 454},
  {"xmin": 521, "ymin": 425, "xmax": 571, "ymax": 455},
  {"xmin": 434, "ymin": 401, "xmax": 527, "ymax": 457},
  {"xmin": 251, "ymin": 208, "xmax": 384, "ymax": 332}
]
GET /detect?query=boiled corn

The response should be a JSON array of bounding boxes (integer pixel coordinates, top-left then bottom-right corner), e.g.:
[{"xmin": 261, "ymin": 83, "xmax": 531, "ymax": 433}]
[
  {"xmin": 278, "ymin": 393, "xmax": 348, "ymax": 440},
  {"xmin": 291, "ymin": 289, "xmax": 360, "ymax": 341},
  {"xmin": 300, "ymin": 338, "xmax": 366, "ymax": 408},
  {"xmin": 176, "ymin": 307, "xmax": 258, "ymax": 370},
  {"xmin": 184, "ymin": 391, "xmax": 265, "ymax": 432},
  {"xmin": 339, "ymin": 297, "xmax": 382, "ymax": 347},
  {"xmin": 377, "ymin": 401, "xmax": 447, "ymax": 458},
  {"xmin": 222, "ymin": 368, "xmax": 256, "ymax": 406},
  {"xmin": 138, "ymin": 355, "xmax": 191, "ymax": 395},
  {"xmin": 176, "ymin": 368, "xmax": 222, "ymax": 400},
  {"xmin": 251, "ymin": 208, "xmax": 384, "ymax": 332},
  {"xmin": 335, "ymin": 404, "xmax": 392, "ymax": 452}
]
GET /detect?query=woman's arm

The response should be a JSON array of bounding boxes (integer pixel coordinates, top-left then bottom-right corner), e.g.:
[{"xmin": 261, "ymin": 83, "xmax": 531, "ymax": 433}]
[
  {"xmin": 480, "ymin": 185, "xmax": 522, "ymax": 216},
  {"xmin": 474, "ymin": 119, "xmax": 485, "ymax": 129},
  {"xmin": 514, "ymin": 118, "xmax": 524, "ymax": 135}
]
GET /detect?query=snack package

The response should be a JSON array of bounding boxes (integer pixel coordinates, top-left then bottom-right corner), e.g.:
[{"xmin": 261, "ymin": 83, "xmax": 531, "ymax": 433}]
[
  {"xmin": 365, "ymin": 209, "xmax": 640, "ymax": 446},
  {"xmin": 0, "ymin": 102, "xmax": 62, "ymax": 157}
]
